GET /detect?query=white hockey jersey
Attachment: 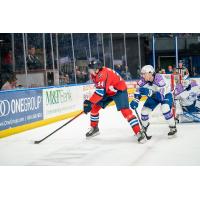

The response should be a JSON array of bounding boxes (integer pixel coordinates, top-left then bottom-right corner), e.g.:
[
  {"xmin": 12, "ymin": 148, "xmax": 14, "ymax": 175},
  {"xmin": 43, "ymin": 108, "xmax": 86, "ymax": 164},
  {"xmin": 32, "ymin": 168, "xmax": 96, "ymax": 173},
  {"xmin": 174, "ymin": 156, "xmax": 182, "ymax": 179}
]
[
  {"xmin": 175, "ymin": 81, "xmax": 200, "ymax": 108},
  {"xmin": 174, "ymin": 80, "xmax": 200, "ymax": 122},
  {"xmin": 137, "ymin": 74, "xmax": 172, "ymax": 97}
]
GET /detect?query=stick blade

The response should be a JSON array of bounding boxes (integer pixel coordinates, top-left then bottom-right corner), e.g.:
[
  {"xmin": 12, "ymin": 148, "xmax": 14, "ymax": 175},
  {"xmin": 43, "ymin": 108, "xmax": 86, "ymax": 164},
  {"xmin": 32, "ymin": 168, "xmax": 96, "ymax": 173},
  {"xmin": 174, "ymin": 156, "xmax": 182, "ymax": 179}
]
[
  {"xmin": 34, "ymin": 141, "xmax": 41, "ymax": 144},
  {"xmin": 146, "ymin": 135, "xmax": 152, "ymax": 140}
]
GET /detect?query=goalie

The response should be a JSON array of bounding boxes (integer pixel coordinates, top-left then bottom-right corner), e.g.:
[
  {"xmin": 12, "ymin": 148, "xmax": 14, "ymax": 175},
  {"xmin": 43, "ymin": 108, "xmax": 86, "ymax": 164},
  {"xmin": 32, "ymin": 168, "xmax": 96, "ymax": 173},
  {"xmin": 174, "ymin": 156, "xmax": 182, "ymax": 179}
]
[
  {"xmin": 130, "ymin": 65, "xmax": 177, "ymax": 137},
  {"xmin": 175, "ymin": 79, "xmax": 200, "ymax": 122}
]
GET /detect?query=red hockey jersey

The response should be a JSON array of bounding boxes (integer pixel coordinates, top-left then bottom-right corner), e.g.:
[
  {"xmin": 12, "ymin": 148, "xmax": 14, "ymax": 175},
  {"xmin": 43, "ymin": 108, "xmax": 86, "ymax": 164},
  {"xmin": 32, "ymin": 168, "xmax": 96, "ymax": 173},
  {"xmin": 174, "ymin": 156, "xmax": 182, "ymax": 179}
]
[{"xmin": 90, "ymin": 67, "xmax": 127, "ymax": 104}]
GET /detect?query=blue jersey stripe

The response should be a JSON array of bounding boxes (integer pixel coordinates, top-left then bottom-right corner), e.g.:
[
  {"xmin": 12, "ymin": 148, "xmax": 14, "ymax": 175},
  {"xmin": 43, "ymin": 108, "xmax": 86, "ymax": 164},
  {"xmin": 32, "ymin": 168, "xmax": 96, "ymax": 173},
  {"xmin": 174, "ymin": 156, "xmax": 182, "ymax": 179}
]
[{"xmin": 95, "ymin": 90, "xmax": 104, "ymax": 96}]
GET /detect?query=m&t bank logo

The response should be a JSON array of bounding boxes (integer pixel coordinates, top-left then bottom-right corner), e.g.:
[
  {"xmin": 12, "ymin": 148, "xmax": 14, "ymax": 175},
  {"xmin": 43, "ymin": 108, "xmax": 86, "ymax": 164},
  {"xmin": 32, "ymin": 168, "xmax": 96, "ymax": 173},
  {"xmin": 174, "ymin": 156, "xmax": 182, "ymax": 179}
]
[{"xmin": 45, "ymin": 89, "xmax": 72, "ymax": 105}]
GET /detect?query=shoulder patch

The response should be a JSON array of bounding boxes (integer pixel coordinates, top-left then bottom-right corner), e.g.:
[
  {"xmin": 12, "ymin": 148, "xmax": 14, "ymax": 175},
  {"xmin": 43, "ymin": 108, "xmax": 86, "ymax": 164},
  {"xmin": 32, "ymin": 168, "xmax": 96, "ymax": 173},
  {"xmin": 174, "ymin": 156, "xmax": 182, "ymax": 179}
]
[
  {"xmin": 138, "ymin": 78, "xmax": 146, "ymax": 87},
  {"xmin": 153, "ymin": 74, "xmax": 166, "ymax": 87},
  {"xmin": 98, "ymin": 73, "xmax": 103, "ymax": 79}
]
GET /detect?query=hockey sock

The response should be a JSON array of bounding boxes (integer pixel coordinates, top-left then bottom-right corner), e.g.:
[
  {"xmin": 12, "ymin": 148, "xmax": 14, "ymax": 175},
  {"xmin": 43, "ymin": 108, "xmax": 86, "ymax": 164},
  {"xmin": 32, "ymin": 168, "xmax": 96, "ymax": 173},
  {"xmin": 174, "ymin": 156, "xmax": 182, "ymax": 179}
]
[
  {"xmin": 141, "ymin": 106, "xmax": 152, "ymax": 128},
  {"xmin": 162, "ymin": 104, "xmax": 176, "ymax": 127},
  {"xmin": 121, "ymin": 108, "xmax": 140, "ymax": 134},
  {"xmin": 163, "ymin": 110, "xmax": 175, "ymax": 126},
  {"xmin": 90, "ymin": 104, "xmax": 101, "ymax": 127},
  {"xmin": 141, "ymin": 114, "xmax": 149, "ymax": 128}
]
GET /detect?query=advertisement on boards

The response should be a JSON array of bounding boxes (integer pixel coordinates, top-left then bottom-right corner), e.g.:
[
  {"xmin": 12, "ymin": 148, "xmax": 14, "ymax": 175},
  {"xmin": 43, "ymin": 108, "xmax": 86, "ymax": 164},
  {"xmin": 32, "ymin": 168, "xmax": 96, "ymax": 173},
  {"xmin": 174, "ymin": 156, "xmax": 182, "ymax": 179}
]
[
  {"xmin": 0, "ymin": 90, "xmax": 43, "ymax": 131},
  {"xmin": 43, "ymin": 86, "xmax": 83, "ymax": 119}
]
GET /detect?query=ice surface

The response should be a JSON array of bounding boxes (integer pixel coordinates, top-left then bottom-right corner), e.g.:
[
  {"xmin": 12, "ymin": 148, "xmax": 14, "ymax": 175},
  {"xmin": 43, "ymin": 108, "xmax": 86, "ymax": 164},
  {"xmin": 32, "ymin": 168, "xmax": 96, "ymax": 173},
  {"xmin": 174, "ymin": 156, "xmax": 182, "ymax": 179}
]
[{"xmin": 0, "ymin": 105, "xmax": 200, "ymax": 166}]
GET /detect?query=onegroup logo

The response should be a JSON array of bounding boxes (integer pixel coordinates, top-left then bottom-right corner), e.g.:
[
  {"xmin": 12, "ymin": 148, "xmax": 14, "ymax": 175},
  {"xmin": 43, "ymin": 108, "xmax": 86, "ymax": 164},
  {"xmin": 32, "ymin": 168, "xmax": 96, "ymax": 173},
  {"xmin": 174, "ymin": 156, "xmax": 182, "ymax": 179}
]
[
  {"xmin": 0, "ymin": 96, "xmax": 42, "ymax": 118},
  {"xmin": 0, "ymin": 100, "xmax": 10, "ymax": 117}
]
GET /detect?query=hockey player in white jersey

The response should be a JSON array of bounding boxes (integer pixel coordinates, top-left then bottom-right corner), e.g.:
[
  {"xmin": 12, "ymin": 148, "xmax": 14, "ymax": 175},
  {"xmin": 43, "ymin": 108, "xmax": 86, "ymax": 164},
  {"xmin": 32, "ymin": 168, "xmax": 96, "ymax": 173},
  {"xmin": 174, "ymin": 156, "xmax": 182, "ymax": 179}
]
[
  {"xmin": 175, "ymin": 79, "xmax": 200, "ymax": 122},
  {"xmin": 130, "ymin": 65, "xmax": 177, "ymax": 136}
]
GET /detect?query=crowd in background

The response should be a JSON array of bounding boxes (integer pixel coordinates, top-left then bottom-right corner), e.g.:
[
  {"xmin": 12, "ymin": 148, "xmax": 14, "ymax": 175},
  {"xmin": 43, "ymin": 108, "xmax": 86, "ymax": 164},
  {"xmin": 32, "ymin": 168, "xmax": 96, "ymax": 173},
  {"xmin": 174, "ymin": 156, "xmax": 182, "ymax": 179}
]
[
  {"xmin": 1, "ymin": 33, "xmax": 200, "ymax": 91},
  {"xmin": 0, "ymin": 45, "xmax": 133, "ymax": 90},
  {"xmin": 0, "ymin": 49, "xmax": 199, "ymax": 91}
]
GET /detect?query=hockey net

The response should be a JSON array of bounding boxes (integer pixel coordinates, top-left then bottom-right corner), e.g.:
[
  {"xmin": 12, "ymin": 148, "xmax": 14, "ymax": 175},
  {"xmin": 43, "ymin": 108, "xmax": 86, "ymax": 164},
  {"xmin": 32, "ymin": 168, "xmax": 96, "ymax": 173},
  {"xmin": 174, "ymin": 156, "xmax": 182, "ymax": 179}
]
[{"xmin": 143, "ymin": 73, "xmax": 182, "ymax": 124}]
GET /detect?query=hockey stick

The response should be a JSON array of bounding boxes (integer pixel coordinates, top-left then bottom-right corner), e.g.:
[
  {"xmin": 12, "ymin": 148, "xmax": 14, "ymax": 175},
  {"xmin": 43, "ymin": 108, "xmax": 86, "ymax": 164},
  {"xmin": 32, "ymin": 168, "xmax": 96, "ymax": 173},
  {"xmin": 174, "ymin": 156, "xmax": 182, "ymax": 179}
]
[
  {"xmin": 34, "ymin": 111, "xmax": 84, "ymax": 144},
  {"xmin": 134, "ymin": 109, "xmax": 152, "ymax": 140}
]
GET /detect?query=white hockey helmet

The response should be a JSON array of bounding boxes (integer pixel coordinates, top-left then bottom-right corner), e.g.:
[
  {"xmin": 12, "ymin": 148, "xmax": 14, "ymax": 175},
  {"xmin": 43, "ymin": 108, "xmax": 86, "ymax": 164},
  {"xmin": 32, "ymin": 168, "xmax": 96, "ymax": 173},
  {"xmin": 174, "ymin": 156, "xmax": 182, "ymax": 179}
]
[{"xmin": 141, "ymin": 65, "xmax": 155, "ymax": 74}]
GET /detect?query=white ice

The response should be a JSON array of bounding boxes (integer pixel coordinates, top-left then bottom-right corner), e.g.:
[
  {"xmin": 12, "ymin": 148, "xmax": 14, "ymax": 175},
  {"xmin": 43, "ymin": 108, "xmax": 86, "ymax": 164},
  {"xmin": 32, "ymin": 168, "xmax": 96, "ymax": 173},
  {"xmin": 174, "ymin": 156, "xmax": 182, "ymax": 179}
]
[{"xmin": 0, "ymin": 105, "xmax": 200, "ymax": 166}]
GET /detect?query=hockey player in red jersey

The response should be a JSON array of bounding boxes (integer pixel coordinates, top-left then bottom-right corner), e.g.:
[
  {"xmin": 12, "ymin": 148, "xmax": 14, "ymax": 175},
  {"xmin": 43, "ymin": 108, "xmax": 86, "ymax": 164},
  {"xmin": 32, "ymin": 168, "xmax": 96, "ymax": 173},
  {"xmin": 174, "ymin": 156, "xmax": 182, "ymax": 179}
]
[{"xmin": 83, "ymin": 60, "xmax": 146, "ymax": 143}]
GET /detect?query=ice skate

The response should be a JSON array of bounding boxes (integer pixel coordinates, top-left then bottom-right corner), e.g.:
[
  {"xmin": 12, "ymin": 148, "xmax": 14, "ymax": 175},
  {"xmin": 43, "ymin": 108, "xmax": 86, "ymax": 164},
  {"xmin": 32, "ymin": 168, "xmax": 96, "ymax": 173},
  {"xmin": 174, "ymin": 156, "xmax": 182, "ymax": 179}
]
[
  {"xmin": 86, "ymin": 126, "xmax": 100, "ymax": 138},
  {"xmin": 136, "ymin": 129, "xmax": 146, "ymax": 143},
  {"xmin": 168, "ymin": 126, "xmax": 177, "ymax": 138}
]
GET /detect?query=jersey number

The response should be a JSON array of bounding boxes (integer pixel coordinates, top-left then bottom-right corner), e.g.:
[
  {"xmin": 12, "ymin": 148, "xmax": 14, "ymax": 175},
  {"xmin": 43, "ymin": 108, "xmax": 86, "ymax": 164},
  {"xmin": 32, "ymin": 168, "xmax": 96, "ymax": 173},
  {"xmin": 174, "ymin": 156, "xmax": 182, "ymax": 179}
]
[{"xmin": 97, "ymin": 81, "xmax": 104, "ymax": 87}]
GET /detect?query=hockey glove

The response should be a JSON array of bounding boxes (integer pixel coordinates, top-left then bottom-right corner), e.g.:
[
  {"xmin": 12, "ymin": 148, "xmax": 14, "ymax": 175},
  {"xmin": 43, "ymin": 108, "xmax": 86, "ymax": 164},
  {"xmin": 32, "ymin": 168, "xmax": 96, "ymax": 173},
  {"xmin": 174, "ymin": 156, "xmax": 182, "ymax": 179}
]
[
  {"xmin": 139, "ymin": 87, "xmax": 152, "ymax": 97},
  {"xmin": 152, "ymin": 92, "xmax": 164, "ymax": 102},
  {"xmin": 130, "ymin": 98, "xmax": 139, "ymax": 109},
  {"xmin": 134, "ymin": 92, "xmax": 142, "ymax": 100},
  {"xmin": 83, "ymin": 100, "xmax": 92, "ymax": 114}
]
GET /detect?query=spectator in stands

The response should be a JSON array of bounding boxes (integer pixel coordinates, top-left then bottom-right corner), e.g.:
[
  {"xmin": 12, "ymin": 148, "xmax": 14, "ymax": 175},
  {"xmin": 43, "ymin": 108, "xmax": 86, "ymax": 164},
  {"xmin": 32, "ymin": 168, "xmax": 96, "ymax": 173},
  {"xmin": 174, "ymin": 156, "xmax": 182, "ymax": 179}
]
[
  {"xmin": 2, "ymin": 50, "xmax": 13, "ymax": 72},
  {"xmin": 77, "ymin": 72, "xmax": 83, "ymax": 82},
  {"xmin": 166, "ymin": 65, "xmax": 173, "ymax": 74},
  {"xmin": 173, "ymin": 67, "xmax": 178, "ymax": 75},
  {"xmin": 27, "ymin": 46, "xmax": 42, "ymax": 70},
  {"xmin": 121, "ymin": 66, "xmax": 132, "ymax": 80},
  {"xmin": 177, "ymin": 60, "xmax": 190, "ymax": 79},
  {"xmin": 1, "ymin": 50, "xmax": 13, "ymax": 85},
  {"xmin": 178, "ymin": 61, "xmax": 184, "ymax": 69},
  {"xmin": 137, "ymin": 67, "xmax": 141, "ymax": 78},
  {"xmin": 160, "ymin": 68, "xmax": 166, "ymax": 74},
  {"xmin": 75, "ymin": 66, "xmax": 83, "ymax": 83},
  {"xmin": 115, "ymin": 64, "xmax": 123, "ymax": 76},
  {"xmin": 81, "ymin": 68, "xmax": 89, "ymax": 82},
  {"xmin": 65, "ymin": 74, "xmax": 70, "ymax": 84},
  {"xmin": 1, "ymin": 74, "xmax": 17, "ymax": 91}
]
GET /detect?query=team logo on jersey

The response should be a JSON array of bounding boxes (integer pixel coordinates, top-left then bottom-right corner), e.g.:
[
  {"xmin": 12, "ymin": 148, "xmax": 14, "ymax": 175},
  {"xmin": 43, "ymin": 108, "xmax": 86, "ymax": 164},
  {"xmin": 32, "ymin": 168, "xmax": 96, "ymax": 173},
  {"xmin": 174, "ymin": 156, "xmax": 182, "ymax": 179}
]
[{"xmin": 98, "ymin": 73, "xmax": 103, "ymax": 79}]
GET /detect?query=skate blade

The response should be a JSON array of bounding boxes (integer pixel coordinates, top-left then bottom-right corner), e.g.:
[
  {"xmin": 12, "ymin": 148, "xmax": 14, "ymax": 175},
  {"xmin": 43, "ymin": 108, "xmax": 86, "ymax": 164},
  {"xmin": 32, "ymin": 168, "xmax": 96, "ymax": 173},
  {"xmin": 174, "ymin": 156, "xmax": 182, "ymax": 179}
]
[{"xmin": 86, "ymin": 131, "xmax": 100, "ymax": 139}]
